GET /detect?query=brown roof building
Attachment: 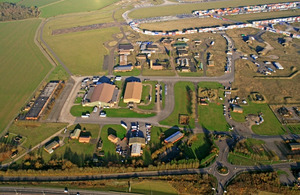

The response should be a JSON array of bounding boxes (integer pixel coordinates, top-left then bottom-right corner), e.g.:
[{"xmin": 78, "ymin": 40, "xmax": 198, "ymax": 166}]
[
  {"xmin": 83, "ymin": 83, "xmax": 119, "ymax": 107},
  {"xmin": 108, "ymin": 134, "xmax": 120, "ymax": 144},
  {"xmin": 79, "ymin": 135, "xmax": 91, "ymax": 143},
  {"xmin": 124, "ymin": 82, "xmax": 142, "ymax": 103}
]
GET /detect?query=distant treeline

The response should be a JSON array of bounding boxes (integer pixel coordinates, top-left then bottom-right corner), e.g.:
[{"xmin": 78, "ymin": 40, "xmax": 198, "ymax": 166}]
[{"xmin": 0, "ymin": 2, "xmax": 40, "ymax": 21}]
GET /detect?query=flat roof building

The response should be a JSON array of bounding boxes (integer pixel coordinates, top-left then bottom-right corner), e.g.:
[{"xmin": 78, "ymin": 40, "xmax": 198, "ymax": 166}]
[
  {"xmin": 164, "ymin": 131, "xmax": 184, "ymax": 143},
  {"xmin": 124, "ymin": 82, "xmax": 142, "ymax": 103},
  {"xmin": 289, "ymin": 143, "xmax": 300, "ymax": 151},
  {"xmin": 129, "ymin": 137, "xmax": 146, "ymax": 147},
  {"xmin": 131, "ymin": 143, "xmax": 142, "ymax": 157},
  {"xmin": 114, "ymin": 65, "xmax": 133, "ymax": 72},
  {"xmin": 83, "ymin": 83, "xmax": 119, "ymax": 107},
  {"xmin": 232, "ymin": 105, "xmax": 243, "ymax": 113}
]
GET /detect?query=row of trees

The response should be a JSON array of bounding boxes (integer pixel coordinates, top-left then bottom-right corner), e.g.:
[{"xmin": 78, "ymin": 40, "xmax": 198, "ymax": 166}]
[{"xmin": 0, "ymin": 2, "xmax": 40, "ymax": 21}]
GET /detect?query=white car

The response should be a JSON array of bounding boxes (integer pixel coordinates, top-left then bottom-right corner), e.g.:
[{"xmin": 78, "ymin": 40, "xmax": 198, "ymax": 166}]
[{"xmin": 100, "ymin": 111, "xmax": 106, "ymax": 117}]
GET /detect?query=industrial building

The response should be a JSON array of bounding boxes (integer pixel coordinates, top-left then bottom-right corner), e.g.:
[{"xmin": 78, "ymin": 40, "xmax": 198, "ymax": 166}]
[
  {"xmin": 124, "ymin": 82, "xmax": 142, "ymax": 103},
  {"xmin": 83, "ymin": 83, "xmax": 119, "ymax": 107},
  {"xmin": 44, "ymin": 140, "xmax": 60, "ymax": 154},
  {"xmin": 25, "ymin": 81, "xmax": 59, "ymax": 120},
  {"xmin": 164, "ymin": 131, "xmax": 184, "ymax": 143}
]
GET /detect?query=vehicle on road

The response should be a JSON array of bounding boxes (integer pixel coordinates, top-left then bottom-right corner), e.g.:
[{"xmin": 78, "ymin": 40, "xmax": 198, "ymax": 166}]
[{"xmin": 100, "ymin": 111, "xmax": 106, "ymax": 117}]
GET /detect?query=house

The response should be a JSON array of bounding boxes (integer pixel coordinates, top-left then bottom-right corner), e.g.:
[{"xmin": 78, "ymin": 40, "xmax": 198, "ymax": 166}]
[
  {"xmin": 114, "ymin": 65, "xmax": 133, "ymax": 72},
  {"xmin": 44, "ymin": 140, "xmax": 60, "ymax": 154},
  {"xmin": 177, "ymin": 50, "xmax": 188, "ymax": 57},
  {"xmin": 194, "ymin": 39, "xmax": 202, "ymax": 45},
  {"xmin": 150, "ymin": 60, "xmax": 164, "ymax": 70},
  {"xmin": 83, "ymin": 83, "xmax": 119, "ymax": 107},
  {"xmin": 124, "ymin": 82, "xmax": 142, "ymax": 103},
  {"xmin": 70, "ymin": 129, "xmax": 81, "ymax": 139},
  {"xmin": 161, "ymin": 38, "xmax": 174, "ymax": 45},
  {"xmin": 79, "ymin": 134, "xmax": 91, "ymax": 143},
  {"xmin": 232, "ymin": 105, "xmax": 243, "ymax": 113},
  {"xmin": 108, "ymin": 134, "xmax": 120, "ymax": 144},
  {"xmin": 146, "ymin": 44, "xmax": 159, "ymax": 51},
  {"xmin": 136, "ymin": 53, "xmax": 147, "ymax": 60},
  {"xmin": 164, "ymin": 131, "xmax": 184, "ymax": 143}
]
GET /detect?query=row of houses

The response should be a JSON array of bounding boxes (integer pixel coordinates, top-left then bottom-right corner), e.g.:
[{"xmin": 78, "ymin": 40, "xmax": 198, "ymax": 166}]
[
  {"xmin": 193, "ymin": 2, "xmax": 299, "ymax": 17},
  {"xmin": 129, "ymin": 15, "xmax": 300, "ymax": 38}
]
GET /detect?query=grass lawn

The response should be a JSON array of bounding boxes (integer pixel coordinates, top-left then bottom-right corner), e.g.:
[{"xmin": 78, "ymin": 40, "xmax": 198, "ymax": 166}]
[
  {"xmin": 8, "ymin": 121, "xmax": 67, "ymax": 149},
  {"xmin": 138, "ymin": 81, "xmax": 157, "ymax": 110},
  {"xmin": 129, "ymin": 0, "xmax": 295, "ymax": 19},
  {"xmin": 199, "ymin": 103, "xmax": 230, "ymax": 131},
  {"xmin": 19, "ymin": 0, "xmax": 60, "ymax": 7},
  {"xmin": 40, "ymin": 0, "xmax": 119, "ymax": 18},
  {"xmin": 67, "ymin": 124, "xmax": 100, "ymax": 139},
  {"xmin": 142, "ymin": 69, "xmax": 175, "ymax": 76},
  {"xmin": 225, "ymin": 9, "xmax": 300, "ymax": 23},
  {"xmin": 160, "ymin": 82, "xmax": 165, "ymax": 109},
  {"xmin": 160, "ymin": 82, "xmax": 195, "ymax": 128},
  {"xmin": 70, "ymin": 105, "xmax": 93, "ymax": 117},
  {"xmin": 0, "ymin": 19, "xmax": 52, "ymax": 132},
  {"xmin": 184, "ymin": 133, "xmax": 212, "ymax": 160},
  {"xmin": 140, "ymin": 17, "xmax": 232, "ymax": 31},
  {"xmin": 287, "ymin": 124, "xmax": 300, "ymax": 134},
  {"xmin": 231, "ymin": 102, "xmax": 285, "ymax": 135},
  {"xmin": 198, "ymin": 82, "xmax": 223, "ymax": 89},
  {"xmin": 141, "ymin": 85, "xmax": 150, "ymax": 104},
  {"xmin": 131, "ymin": 180, "xmax": 178, "ymax": 195},
  {"xmin": 103, "ymin": 108, "xmax": 155, "ymax": 118},
  {"xmin": 46, "ymin": 65, "xmax": 69, "ymax": 82},
  {"xmin": 0, "ymin": 0, "xmax": 20, "ymax": 2},
  {"xmin": 100, "ymin": 125, "xmax": 127, "ymax": 157},
  {"xmin": 43, "ymin": 27, "xmax": 120, "ymax": 75},
  {"xmin": 113, "ymin": 68, "xmax": 141, "ymax": 76},
  {"xmin": 228, "ymin": 153, "xmax": 282, "ymax": 166}
]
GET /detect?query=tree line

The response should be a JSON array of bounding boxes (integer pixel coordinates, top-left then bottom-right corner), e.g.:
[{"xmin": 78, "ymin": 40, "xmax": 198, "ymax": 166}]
[{"xmin": 0, "ymin": 2, "xmax": 40, "ymax": 21}]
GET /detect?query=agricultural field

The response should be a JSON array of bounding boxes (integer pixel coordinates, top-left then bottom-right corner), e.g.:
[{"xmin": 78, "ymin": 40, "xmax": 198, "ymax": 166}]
[
  {"xmin": 139, "ymin": 18, "xmax": 232, "ymax": 31},
  {"xmin": 131, "ymin": 180, "xmax": 178, "ymax": 195},
  {"xmin": 0, "ymin": 0, "xmax": 20, "ymax": 2},
  {"xmin": 19, "ymin": 0, "xmax": 60, "ymax": 7},
  {"xmin": 230, "ymin": 102, "xmax": 285, "ymax": 135},
  {"xmin": 7, "ymin": 121, "xmax": 67, "ymax": 149},
  {"xmin": 40, "ymin": 0, "xmax": 119, "ymax": 18},
  {"xmin": 129, "ymin": 0, "xmax": 297, "ymax": 19},
  {"xmin": 160, "ymin": 82, "xmax": 195, "ymax": 128},
  {"xmin": 43, "ymin": 27, "xmax": 120, "ymax": 75},
  {"xmin": 225, "ymin": 9, "xmax": 300, "ymax": 23},
  {"xmin": 0, "ymin": 19, "xmax": 52, "ymax": 132}
]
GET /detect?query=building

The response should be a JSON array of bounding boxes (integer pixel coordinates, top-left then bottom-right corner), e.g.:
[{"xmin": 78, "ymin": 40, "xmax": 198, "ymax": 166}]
[
  {"xmin": 108, "ymin": 134, "xmax": 120, "ymax": 144},
  {"xmin": 289, "ymin": 143, "xmax": 300, "ymax": 151},
  {"xmin": 83, "ymin": 83, "xmax": 119, "ymax": 107},
  {"xmin": 25, "ymin": 81, "xmax": 59, "ymax": 120},
  {"xmin": 79, "ymin": 134, "xmax": 91, "ymax": 143},
  {"xmin": 131, "ymin": 143, "xmax": 143, "ymax": 157},
  {"xmin": 146, "ymin": 44, "xmax": 159, "ymax": 51},
  {"xmin": 44, "ymin": 140, "xmax": 60, "ymax": 154},
  {"xmin": 114, "ymin": 65, "xmax": 133, "ymax": 72},
  {"xmin": 124, "ymin": 82, "xmax": 142, "ymax": 103},
  {"xmin": 129, "ymin": 137, "xmax": 146, "ymax": 147},
  {"xmin": 119, "ymin": 43, "xmax": 134, "ymax": 55},
  {"xmin": 70, "ymin": 129, "xmax": 81, "ymax": 139},
  {"xmin": 177, "ymin": 50, "xmax": 188, "ymax": 57},
  {"xmin": 232, "ymin": 105, "xmax": 243, "ymax": 113},
  {"xmin": 119, "ymin": 54, "xmax": 128, "ymax": 66},
  {"xmin": 164, "ymin": 131, "xmax": 184, "ymax": 143},
  {"xmin": 150, "ymin": 60, "xmax": 164, "ymax": 70}
]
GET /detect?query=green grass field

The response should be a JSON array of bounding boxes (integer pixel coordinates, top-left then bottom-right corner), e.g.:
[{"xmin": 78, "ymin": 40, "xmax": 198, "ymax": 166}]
[
  {"xmin": 43, "ymin": 27, "xmax": 120, "ymax": 75},
  {"xmin": 231, "ymin": 103, "xmax": 285, "ymax": 135},
  {"xmin": 138, "ymin": 81, "xmax": 157, "ymax": 110},
  {"xmin": 131, "ymin": 180, "xmax": 178, "ymax": 195},
  {"xmin": 100, "ymin": 125, "xmax": 127, "ymax": 157},
  {"xmin": 0, "ymin": 0, "xmax": 21, "ymax": 2},
  {"xmin": 184, "ymin": 133, "xmax": 212, "ymax": 160},
  {"xmin": 40, "ymin": 0, "xmax": 119, "ymax": 18},
  {"xmin": 0, "ymin": 19, "xmax": 52, "ymax": 132},
  {"xmin": 225, "ymin": 9, "xmax": 300, "ymax": 23},
  {"xmin": 19, "ymin": 0, "xmax": 60, "ymax": 7},
  {"xmin": 129, "ymin": 0, "xmax": 296, "ymax": 19},
  {"xmin": 160, "ymin": 82, "xmax": 195, "ymax": 127},
  {"xmin": 287, "ymin": 124, "xmax": 300, "ymax": 134},
  {"xmin": 8, "ymin": 121, "xmax": 67, "ymax": 149},
  {"xmin": 198, "ymin": 82, "xmax": 223, "ymax": 89},
  {"xmin": 103, "ymin": 108, "xmax": 155, "ymax": 118},
  {"xmin": 199, "ymin": 103, "xmax": 230, "ymax": 131},
  {"xmin": 70, "ymin": 105, "xmax": 93, "ymax": 117}
]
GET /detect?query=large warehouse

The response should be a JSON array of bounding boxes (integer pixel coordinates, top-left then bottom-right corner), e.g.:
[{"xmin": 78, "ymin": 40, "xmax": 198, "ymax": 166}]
[
  {"xmin": 123, "ymin": 82, "xmax": 142, "ymax": 103},
  {"xmin": 83, "ymin": 83, "xmax": 119, "ymax": 107}
]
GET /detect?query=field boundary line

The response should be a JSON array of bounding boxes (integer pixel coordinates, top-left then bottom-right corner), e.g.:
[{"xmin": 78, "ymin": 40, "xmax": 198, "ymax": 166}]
[{"xmin": 39, "ymin": 0, "xmax": 66, "ymax": 9}]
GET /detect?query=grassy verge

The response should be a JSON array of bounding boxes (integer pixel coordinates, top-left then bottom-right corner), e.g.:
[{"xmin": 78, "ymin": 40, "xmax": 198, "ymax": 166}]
[
  {"xmin": 70, "ymin": 105, "xmax": 93, "ymax": 117},
  {"xmin": 142, "ymin": 69, "xmax": 175, "ymax": 76},
  {"xmin": 178, "ymin": 71, "xmax": 204, "ymax": 77},
  {"xmin": 160, "ymin": 82, "xmax": 195, "ymax": 128},
  {"xmin": 138, "ymin": 81, "xmax": 157, "ymax": 110},
  {"xmin": 231, "ymin": 102, "xmax": 285, "ymax": 135},
  {"xmin": 287, "ymin": 124, "xmax": 300, "ymax": 134},
  {"xmin": 113, "ymin": 68, "xmax": 141, "ymax": 76},
  {"xmin": 183, "ymin": 134, "xmax": 212, "ymax": 160},
  {"xmin": 103, "ymin": 108, "xmax": 155, "ymax": 118},
  {"xmin": 228, "ymin": 153, "xmax": 283, "ymax": 166}
]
